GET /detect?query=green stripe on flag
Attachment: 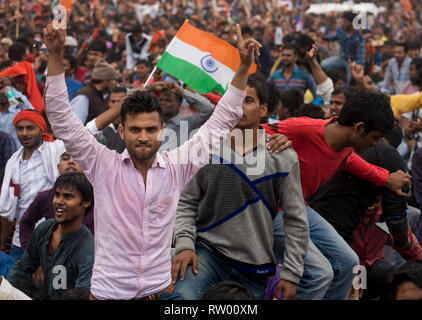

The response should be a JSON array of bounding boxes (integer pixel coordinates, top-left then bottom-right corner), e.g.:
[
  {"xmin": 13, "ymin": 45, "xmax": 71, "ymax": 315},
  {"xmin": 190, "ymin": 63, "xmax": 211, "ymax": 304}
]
[{"xmin": 157, "ymin": 52, "xmax": 226, "ymax": 95}]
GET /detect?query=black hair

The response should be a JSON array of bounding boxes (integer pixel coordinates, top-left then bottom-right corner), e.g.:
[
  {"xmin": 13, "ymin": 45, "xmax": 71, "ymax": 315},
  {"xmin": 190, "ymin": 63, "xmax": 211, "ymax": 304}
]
[
  {"xmin": 411, "ymin": 58, "xmax": 422, "ymax": 71},
  {"xmin": 395, "ymin": 42, "xmax": 408, "ymax": 52},
  {"xmin": 247, "ymin": 73, "xmax": 269, "ymax": 105},
  {"xmin": 161, "ymin": 86, "xmax": 183, "ymax": 105},
  {"xmin": 338, "ymin": 88, "xmax": 394, "ymax": 134},
  {"xmin": 16, "ymin": 37, "xmax": 30, "ymax": 48},
  {"xmin": 381, "ymin": 52, "xmax": 394, "ymax": 63},
  {"xmin": 111, "ymin": 86, "xmax": 127, "ymax": 95},
  {"xmin": 326, "ymin": 69, "xmax": 347, "ymax": 87},
  {"xmin": 296, "ymin": 33, "xmax": 315, "ymax": 51},
  {"xmin": 279, "ymin": 88, "xmax": 304, "ymax": 115},
  {"xmin": 8, "ymin": 42, "xmax": 26, "ymax": 62},
  {"xmin": 383, "ymin": 122, "xmax": 403, "ymax": 149},
  {"xmin": 241, "ymin": 26, "xmax": 253, "ymax": 36},
  {"xmin": 342, "ymin": 11, "xmax": 357, "ymax": 22},
  {"xmin": 281, "ymin": 43, "xmax": 298, "ymax": 55},
  {"xmin": 54, "ymin": 172, "xmax": 94, "ymax": 214},
  {"xmin": 121, "ymin": 91, "xmax": 164, "ymax": 125},
  {"xmin": 136, "ymin": 59, "xmax": 153, "ymax": 69},
  {"xmin": 410, "ymin": 58, "xmax": 422, "ymax": 87},
  {"xmin": 331, "ymin": 87, "xmax": 347, "ymax": 97},
  {"xmin": 407, "ymin": 39, "xmax": 421, "ymax": 51},
  {"xmin": 266, "ymin": 81, "xmax": 279, "ymax": 115},
  {"xmin": 388, "ymin": 260, "xmax": 422, "ymax": 300},
  {"xmin": 201, "ymin": 281, "xmax": 256, "ymax": 300},
  {"xmin": 283, "ymin": 34, "xmax": 296, "ymax": 45},
  {"xmin": 384, "ymin": 40, "xmax": 397, "ymax": 47},
  {"xmin": 88, "ymin": 40, "xmax": 107, "ymax": 54},
  {"xmin": 63, "ymin": 54, "xmax": 78, "ymax": 74},
  {"xmin": 295, "ymin": 103, "xmax": 326, "ymax": 119},
  {"xmin": 129, "ymin": 23, "xmax": 143, "ymax": 34}
]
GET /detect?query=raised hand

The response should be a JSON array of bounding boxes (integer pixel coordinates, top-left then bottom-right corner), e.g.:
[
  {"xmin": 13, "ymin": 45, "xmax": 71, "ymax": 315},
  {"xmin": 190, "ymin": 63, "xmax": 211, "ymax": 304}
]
[
  {"xmin": 235, "ymin": 24, "xmax": 261, "ymax": 67},
  {"xmin": 306, "ymin": 44, "xmax": 318, "ymax": 61},
  {"xmin": 349, "ymin": 60, "xmax": 364, "ymax": 81},
  {"xmin": 43, "ymin": 23, "xmax": 66, "ymax": 57}
]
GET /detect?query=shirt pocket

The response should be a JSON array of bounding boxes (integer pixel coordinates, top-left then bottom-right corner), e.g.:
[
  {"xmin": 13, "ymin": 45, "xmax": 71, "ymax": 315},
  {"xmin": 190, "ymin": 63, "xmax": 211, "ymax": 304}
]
[{"xmin": 150, "ymin": 195, "xmax": 176, "ymax": 224}]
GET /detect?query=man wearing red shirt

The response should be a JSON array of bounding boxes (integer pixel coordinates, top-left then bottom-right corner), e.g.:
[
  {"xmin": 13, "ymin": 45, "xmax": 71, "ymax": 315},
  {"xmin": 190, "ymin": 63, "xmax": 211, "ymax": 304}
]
[{"xmin": 264, "ymin": 88, "xmax": 411, "ymax": 299}]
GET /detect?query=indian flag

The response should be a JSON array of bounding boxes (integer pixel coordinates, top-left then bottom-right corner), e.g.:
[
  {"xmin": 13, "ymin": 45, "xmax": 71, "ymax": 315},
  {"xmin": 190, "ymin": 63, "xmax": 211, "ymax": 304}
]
[{"xmin": 157, "ymin": 21, "xmax": 257, "ymax": 95}]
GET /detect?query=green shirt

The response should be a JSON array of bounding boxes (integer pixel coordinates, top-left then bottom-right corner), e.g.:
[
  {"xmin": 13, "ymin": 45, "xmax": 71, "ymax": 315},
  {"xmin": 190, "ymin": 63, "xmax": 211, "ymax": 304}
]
[{"xmin": 7, "ymin": 219, "xmax": 94, "ymax": 300}]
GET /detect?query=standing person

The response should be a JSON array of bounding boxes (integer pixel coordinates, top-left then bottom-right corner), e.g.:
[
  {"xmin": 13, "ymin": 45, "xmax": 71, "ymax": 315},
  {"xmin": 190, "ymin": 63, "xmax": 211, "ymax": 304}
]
[
  {"xmin": 70, "ymin": 60, "xmax": 118, "ymax": 125},
  {"xmin": 78, "ymin": 41, "xmax": 108, "ymax": 85},
  {"xmin": 322, "ymin": 11, "xmax": 365, "ymax": 84},
  {"xmin": 269, "ymin": 44, "xmax": 317, "ymax": 98},
  {"xmin": 63, "ymin": 54, "xmax": 83, "ymax": 101},
  {"xmin": 381, "ymin": 42, "xmax": 412, "ymax": 95},
  {"xmin": 125, "ymin": 24, "xmax": 152, "ymax": 71},
  {"xmin": 43, "ymin": 23, "xmax": 261, "ymax": 300}
]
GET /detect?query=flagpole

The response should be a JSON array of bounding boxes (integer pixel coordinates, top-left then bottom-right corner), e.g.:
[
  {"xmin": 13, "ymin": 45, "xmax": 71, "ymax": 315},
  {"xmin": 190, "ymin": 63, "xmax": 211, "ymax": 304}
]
[
  {"xmin": 16, "ymin": 0, "xmax": 20, "ymax": 39},
  {"xmin": 143, "ymin": 65, "xmax": 157, "ymax": 87}
]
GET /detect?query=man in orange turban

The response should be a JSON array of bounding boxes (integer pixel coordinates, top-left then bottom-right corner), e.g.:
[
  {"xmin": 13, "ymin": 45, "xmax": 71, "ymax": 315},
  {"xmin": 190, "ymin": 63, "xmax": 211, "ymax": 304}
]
[{"xmin": 1, "ymin": 110, "xmax": 65, "ymax": 270}]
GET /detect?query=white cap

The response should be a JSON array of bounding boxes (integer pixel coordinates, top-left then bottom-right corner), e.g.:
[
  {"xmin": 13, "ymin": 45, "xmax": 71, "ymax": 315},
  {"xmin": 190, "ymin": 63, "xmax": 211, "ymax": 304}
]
[{"xmin": 65, "ymin": 36, "xmax": 78, "ymax": 47}]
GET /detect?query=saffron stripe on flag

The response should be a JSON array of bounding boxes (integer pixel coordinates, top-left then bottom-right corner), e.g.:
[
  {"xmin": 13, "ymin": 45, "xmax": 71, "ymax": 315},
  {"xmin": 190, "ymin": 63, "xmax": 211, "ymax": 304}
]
[
  {"xmin": 164, "ymin": 37, "xmax": 235, "ymax": 91},
  {"xmin": 175, "ymin": 21, "xmax": 243, "ymax": 72}
]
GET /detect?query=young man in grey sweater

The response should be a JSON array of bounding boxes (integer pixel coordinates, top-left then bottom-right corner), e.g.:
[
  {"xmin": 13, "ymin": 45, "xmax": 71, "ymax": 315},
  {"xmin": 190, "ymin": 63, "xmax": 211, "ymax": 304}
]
[{"xmin": 171, "ymin": 74, "xmax": 309, "ymax": 300}]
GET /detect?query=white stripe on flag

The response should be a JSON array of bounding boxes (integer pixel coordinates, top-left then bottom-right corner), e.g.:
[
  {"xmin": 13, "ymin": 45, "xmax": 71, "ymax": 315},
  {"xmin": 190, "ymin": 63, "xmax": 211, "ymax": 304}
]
[{"xmin": 166, "ymin": 37, "xmax": 236, "ymax": 90}]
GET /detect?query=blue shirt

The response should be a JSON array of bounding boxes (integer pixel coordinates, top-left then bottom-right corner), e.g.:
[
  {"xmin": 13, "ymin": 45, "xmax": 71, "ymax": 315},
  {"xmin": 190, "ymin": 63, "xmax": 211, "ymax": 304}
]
[
  {"xmin": 65, "ymin": 77, "xmax": 83, "ymax": 101},
  {"xmin": 0, "ymin": 130, "xmax": 16, "ymax": 169},
  {"xmin": 381, "ymin": 57, "xmax": 412, "ymax": 95},
  {"xmin": 269, "ymin": 65, "xmax": 317, "ymax": 97},
  {"xmin": 325, "ymin": 27, "xmax": 365, "ymax": 66},
  {"xmin": 0, "ymin": 88, "xmax": 34, "ymax": 149}
]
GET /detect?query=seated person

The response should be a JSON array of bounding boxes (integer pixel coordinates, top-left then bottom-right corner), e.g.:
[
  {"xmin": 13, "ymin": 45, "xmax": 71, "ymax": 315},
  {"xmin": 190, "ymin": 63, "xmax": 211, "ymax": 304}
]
[
  {"xmin": 387, "ymin": 260, "xmax": 422, "ymax": 300},
  {"xmin": 19, "ymin": 151, "xmax": 94, "ymax": 252},
  {"xmin": 6, "ymin": 172, "xmax": 95, "ymax": 300}
]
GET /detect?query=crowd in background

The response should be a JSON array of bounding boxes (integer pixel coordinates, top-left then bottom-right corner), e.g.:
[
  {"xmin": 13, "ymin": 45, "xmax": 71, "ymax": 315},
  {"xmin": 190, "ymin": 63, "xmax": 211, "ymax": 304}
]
[{"xmin": 1, "ymin": 0, "xmax": 422, "ymax": 301}]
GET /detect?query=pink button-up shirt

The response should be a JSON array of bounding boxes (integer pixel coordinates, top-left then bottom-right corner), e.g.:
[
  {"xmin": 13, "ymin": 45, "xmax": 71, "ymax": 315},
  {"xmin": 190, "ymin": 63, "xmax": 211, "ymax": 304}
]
[{"xmin": 44, "ymin": 73, "xmax": 244, "ymax": 299}]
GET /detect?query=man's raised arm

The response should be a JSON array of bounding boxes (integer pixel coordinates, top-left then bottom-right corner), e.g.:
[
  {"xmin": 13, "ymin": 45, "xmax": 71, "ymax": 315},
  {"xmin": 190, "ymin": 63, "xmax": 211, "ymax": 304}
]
[{"xmin": 43, "ymin": 24, "xmax": 113, "ymax": 181}]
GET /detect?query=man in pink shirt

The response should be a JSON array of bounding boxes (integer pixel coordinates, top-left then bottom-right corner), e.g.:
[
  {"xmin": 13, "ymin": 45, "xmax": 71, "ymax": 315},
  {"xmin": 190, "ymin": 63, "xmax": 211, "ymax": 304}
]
[{"xmin": 42, "ymin": 24, "xmax": 262, "ymax": 300}]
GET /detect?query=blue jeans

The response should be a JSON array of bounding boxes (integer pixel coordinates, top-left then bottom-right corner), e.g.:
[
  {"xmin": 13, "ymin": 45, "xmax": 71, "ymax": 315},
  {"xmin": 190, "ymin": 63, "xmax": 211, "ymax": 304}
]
[
  {"xmin": 158, "ymin": 292, "xmax": 184, "ymax": 300},
  {"xmin": 174, "ymin": 243, "xmax": 267, "ymax": 300},
  {"xmin": 321, "ymin": 55, "xmax": 351, "ymax": 84},
  {"xmin": 299, "ymin": 206, "xmax": 359, "ymax": 299},
  {"xmin": 0, "ymin": 245, "xmax": 23, "ymax": 278},
  {"xmin": 273, "ymin": 209, "xmax": 333, "ymax": 300}
]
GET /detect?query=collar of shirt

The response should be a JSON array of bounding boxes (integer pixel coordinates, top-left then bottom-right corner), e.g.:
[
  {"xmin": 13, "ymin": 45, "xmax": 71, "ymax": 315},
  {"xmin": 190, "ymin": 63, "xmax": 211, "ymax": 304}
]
[
  {"xmin": 279, "ymin": 64, "xmax": 300, "ymax": 77},
  {"xmin": 19, "ymin": 145, "xmax": 42, "ymax": 163},
  {"xmin": 168, "ymin": 113, "xmax": 182, "ymax": 126},
  {"xmin": 121, "ymin": 149, "xmax": 166, "ymax": 169}
]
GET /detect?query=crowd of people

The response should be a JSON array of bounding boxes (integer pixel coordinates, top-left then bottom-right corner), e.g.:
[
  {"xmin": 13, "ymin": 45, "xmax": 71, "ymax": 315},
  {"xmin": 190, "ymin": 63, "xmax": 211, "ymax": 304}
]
[{"xmin": 1, "ymin": 0, "xmax": 422, "ymax": 301}]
